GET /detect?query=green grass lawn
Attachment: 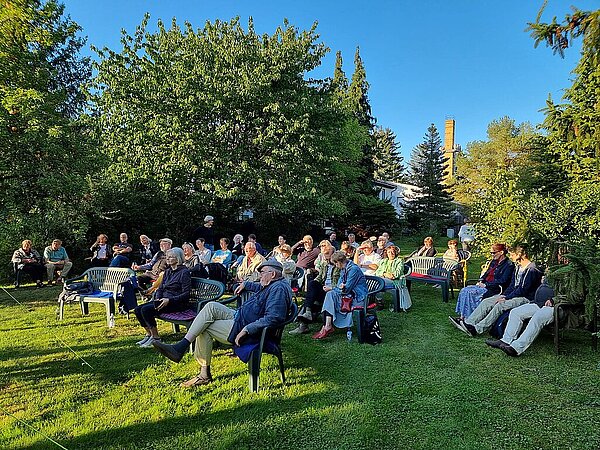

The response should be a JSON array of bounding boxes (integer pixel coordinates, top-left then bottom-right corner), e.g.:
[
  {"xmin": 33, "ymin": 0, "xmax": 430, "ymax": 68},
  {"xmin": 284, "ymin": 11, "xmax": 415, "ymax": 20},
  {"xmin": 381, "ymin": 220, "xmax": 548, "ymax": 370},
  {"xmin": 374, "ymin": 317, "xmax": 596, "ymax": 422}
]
[{"xmin": 1, "ymin": 279, "xmax": 599, "ymax": 450}]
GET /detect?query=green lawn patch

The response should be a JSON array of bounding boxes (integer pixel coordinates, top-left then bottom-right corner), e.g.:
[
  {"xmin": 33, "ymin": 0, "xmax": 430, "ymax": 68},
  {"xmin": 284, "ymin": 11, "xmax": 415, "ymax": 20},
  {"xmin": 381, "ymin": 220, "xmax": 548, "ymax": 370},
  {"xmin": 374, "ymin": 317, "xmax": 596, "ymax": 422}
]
[{"xmin": 1, "ymin": 282, "xmax": 599, "ymax": 450}]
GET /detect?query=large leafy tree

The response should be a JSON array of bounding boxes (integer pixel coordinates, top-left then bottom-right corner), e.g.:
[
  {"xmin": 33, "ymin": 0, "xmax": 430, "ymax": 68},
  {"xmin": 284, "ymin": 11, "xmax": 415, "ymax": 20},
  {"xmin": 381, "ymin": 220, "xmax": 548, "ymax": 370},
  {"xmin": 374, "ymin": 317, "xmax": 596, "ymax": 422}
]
[
  {"xmin": 0, "ymin": 0, "xmax": 93, "ymax": 274},
  {"xmin": 372, "ymin": 127, "xmax": 405, "ymax": 183},
  {"xmin": 453, "ymin": 117, "xmax": 536, "ymax": 206},
  {"xmin": 405, "ymin": 124, "xmax": 454, "ymax": 232},
  {"xmin": 90, "ymin": 17, "xmax": 366, "ymax": 239}
]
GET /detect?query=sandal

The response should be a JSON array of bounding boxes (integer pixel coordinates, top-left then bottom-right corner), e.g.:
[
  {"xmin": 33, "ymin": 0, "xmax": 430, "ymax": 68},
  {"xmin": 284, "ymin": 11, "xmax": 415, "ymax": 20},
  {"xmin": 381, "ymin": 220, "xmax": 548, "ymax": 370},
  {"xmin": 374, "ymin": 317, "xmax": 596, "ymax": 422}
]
[{"xmin": 180, "ymin": 375, "xmax": 213, "ymax": 388}]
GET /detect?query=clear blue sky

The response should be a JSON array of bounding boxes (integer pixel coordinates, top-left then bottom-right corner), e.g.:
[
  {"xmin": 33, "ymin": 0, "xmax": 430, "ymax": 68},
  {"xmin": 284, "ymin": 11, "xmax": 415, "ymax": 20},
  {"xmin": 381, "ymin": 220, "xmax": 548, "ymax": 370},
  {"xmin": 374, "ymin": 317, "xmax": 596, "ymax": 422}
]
[{"xmin": 62, "ymin": 0, "xmax": 597, "ymax": 161}]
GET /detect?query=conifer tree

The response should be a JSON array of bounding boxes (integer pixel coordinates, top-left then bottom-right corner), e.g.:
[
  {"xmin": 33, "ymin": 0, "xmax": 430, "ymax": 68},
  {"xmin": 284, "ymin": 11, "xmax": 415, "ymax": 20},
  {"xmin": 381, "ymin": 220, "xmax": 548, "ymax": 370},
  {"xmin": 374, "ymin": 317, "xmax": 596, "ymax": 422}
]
[
  {"xmin": 332, "ymin": 50, "xmax": 348, "ymax": 97},
  {"xmin": 373, "ymin": 127, "xmax": 405, "ymax": 183},
  {"xmin": 405, "ymin": 124, "xmax": 454, "ymax": 232}
]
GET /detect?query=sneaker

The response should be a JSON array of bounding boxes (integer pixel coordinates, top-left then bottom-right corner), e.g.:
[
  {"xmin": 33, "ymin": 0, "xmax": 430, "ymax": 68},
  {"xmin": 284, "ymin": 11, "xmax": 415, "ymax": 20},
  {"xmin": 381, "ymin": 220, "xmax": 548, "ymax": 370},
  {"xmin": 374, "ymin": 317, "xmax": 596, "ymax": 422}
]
[
  {"xmin": 448, "ymin": 316, "xmax": 465, "ymax": 333},
  {"xmin": 485, "ymin": 338, "xmax": 507, "ymax": 350},
  {"xmin": 288, "ymin": 324, "xmax": 309, "ymax": 335},
  {"xmin": 140, "ymin": 337, "xmax": 160, "ymax": 348},
  {"xmin": 462, "ymin": 322, "xmax": 477, "ymax": 337},
  {"xmin": 501, "ymin": 344, "xmax": 519, "ymax": 357},
  {"xmin": 298, "ymin": 310, "xmax": 312, "ymax": 322},
  {"xmin": 136, "ymin": 335, "xmax": 152, "ymax": 346}
]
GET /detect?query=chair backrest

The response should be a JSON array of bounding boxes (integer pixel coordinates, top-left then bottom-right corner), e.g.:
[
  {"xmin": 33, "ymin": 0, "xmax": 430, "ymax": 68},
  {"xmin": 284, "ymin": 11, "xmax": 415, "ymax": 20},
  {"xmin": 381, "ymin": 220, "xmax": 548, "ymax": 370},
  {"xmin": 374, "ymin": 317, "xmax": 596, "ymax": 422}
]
[
  {"xmin": 365, "ymin": 275, "xmax": 386, "ymax": 296},
  {"xmin": 406, "ymin": 257, "xmax": 459, "ymax": 279},
  {"xmin": 190, "ymin": 277, "xmax": 225, "ymax": 303},
  {"xmin": 265, "ymin": 301, "xmax": 298, "ymax": 346},
  {"xmin": 82, "ymin": 267, "xmax": 134, "ymax": 292},
  {"xmin": 292, "ymin": 267, "xmax": 304, "ymax": 282}
]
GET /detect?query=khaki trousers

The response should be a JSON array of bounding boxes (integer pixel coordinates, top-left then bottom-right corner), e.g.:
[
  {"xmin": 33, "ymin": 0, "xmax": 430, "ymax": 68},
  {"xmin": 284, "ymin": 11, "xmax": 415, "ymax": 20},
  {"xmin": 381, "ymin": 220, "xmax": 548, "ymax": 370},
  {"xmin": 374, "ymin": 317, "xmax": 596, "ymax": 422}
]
[
  {"xmin": 464, "ymin": 294, "xmax": 529, "ymax": 334},
  {"xmin": 45, "ymin": 261, "xmax": 73, "ymax": 282},
  {"xmin": 186, "ymin": 302, "xmax": 235, "ymax": 366}
]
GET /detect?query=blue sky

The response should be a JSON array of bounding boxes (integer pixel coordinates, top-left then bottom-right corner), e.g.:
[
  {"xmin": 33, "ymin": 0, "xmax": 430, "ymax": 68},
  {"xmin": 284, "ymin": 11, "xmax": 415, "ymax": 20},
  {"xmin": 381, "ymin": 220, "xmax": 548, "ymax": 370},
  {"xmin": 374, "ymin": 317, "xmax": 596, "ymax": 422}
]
[{"xmin": 62, "ymin": 0, "xmax": 597, "ymax": 160}]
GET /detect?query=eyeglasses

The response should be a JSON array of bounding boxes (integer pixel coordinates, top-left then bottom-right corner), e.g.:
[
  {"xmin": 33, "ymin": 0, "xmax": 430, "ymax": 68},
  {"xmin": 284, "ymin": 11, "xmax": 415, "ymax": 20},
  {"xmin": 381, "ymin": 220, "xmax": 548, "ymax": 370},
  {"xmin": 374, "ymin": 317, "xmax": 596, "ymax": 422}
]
[{"xmin": 259, "ymin": 269, "xmax": 272, "ymax": 275}]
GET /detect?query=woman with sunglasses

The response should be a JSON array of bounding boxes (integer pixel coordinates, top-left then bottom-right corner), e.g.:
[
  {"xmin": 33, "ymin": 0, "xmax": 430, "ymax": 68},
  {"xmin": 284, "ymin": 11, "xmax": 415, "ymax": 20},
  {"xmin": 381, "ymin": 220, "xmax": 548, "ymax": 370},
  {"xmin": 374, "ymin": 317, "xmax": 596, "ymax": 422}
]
[{"xmin": 450, "ymin": 243, "xmax": 514, "ymax": 321}]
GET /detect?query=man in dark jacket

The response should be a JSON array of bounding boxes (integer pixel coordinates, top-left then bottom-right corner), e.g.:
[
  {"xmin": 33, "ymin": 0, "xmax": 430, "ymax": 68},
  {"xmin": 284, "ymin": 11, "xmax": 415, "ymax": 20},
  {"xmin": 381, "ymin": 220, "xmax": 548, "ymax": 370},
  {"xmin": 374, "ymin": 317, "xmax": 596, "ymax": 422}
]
[{"xmin": 152, "ymin": 260, "xmax": 292, "ymax": 387}]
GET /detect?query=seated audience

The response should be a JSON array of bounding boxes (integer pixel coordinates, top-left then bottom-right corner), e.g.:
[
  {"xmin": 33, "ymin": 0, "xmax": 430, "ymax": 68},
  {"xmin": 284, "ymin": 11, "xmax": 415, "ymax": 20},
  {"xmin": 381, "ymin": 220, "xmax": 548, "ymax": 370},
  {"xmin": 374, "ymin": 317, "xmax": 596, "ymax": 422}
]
[
  {"xmin": 133, "ymin": 238, "xmax": 171, "ymax": 289},
  {"xmin": 152, "ymin": 260, "xmax": 291, "ymax": 387},
  {"xmin": 375, "ymin": 236, "xmax": 387, "ymax": 257},
  {"xmin": 210, "ymin": 237, "xmax": 234, "ymax": 268},
  {"xmin": 329, "ymin": 232, "xmax": 340, "ymax": 250},
  {"xmin": 485, "ymin": 282, "xmax": 555, "ymax": 357},
  {"xmin": 44, "ymin": 239, "xmax": 73, "ymax": 284},
  {"xmin": 138, "ymin": 235, "xmax": 158, "ymax": 264},
  {"xmin": 443, "ymin": 239, "xmax": 469, "ymax": 285},
  {"xmin": 451, "ymin": 245, "xmax": 542, "ymax": 337},
  {"xmin": 274, "ymin": 244, "xmax": 296, "ymax": 282},
  {"xmin": 231, "ymin": 234, "xmax": 244, "ymax": 258},
  {"xmin": 291, "ymin": 235, "xmax": 321, "ymax": 275},
  {"xmin": 248, "ymin": 234, "xmax": 266, "ymax": 256},
  {"xmin": 451, "ymin": 243, "xmax": 513, "ymax": 320},
  {"xmin": 312, "ymin": 251, "xmax": 368, "ymax": 340},
  {"xmin": 89, "ymin": 234, "xmax": 112, "ymax": 267},
  {"xmin": 182, "ymin": 242, "xmax": 203, "ymax": 276},
  {"xmin": 315, "ymin": 240, "xmax": 335, "ymax": 274},
  {"xmin": 134, "ymin": 248, "xmax": 191, "ymax": 348},
  {"xmin": 341, "ymin": 241, "xmax": 355, "ymax": 259},
  {"xmin": 109, "ymin": 233, "xmax": 134, "ymax": 268},
  {"xmin": 289, "ymin": 245, "xmax": 339, "ymax": 335},
  {"xmin": 458, "ymin": 218, "xmax": 475, "ymax": 251},
  {"xmin": 409, "ymin": 236, "xmax": 437, "ymax": 258},
  {"xmin": 12, "ymin": 240, "xmax": 45, "ymax": 287},
  {"xmin": 353, "ymin": 239, "xmax": 382, "ymax": 275},
  {"xmin": 235, "ymin": 242, "xmax": 266, "ymax": 282},
  {"xmin": 375, "ymin": 245, "xmax": 405, "ymax": 290},
  {"xmin": 194, "ymin": 238, "xmax": 212, "ymax": 265},
  {"xmin": 382, "ymin": 232, "xmax": 394, "ymax": 247},
  {"xmin": 347, "ymin": 233, "xmax": 360, "ymax": 249},
  {"xmin": 270, "ymin": 235, "xmax": 287, "ymax": 258}
]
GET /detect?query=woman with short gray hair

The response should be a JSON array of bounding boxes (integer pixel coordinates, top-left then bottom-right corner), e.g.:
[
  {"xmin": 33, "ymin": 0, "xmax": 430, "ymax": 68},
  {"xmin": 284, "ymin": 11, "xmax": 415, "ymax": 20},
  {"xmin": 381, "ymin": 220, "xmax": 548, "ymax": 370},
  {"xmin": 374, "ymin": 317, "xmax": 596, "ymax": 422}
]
[{"xmin": 134, "ymin": 248, "xmax": 192, "ymax": 348}]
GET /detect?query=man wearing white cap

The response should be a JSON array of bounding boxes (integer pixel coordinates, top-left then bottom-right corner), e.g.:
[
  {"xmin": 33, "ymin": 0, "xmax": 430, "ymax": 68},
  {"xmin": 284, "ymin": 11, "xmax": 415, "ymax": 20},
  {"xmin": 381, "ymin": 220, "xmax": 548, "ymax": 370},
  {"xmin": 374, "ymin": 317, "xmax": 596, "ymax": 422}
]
[
  {"xmin": 153, "ymin": 260, "xmax": 292, "ymax": 387},
  {"xmin": 192, "ymin": 215, "xmax": 215, "ymax": 251}
]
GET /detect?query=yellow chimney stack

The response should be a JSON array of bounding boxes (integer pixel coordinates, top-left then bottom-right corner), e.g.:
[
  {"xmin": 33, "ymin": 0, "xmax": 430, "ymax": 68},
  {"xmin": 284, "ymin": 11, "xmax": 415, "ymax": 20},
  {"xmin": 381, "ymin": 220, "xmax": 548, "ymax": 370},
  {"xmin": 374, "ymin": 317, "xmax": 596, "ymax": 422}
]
[{"xmin": 443, "ymin": 118, "xmax": 458, "ymax": 183}]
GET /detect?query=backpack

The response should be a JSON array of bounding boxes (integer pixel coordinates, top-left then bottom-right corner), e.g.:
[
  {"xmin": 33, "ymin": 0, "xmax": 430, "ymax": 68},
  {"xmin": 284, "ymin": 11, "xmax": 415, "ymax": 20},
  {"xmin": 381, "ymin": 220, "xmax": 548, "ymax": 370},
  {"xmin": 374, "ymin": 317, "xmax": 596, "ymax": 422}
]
[
  {"xmin": 65, "ymin": 281, "xmax": 95, "ymax": 295},
  {"xmin": 362, "ymin": 313, "xmax": 382, "ymax": 345}
]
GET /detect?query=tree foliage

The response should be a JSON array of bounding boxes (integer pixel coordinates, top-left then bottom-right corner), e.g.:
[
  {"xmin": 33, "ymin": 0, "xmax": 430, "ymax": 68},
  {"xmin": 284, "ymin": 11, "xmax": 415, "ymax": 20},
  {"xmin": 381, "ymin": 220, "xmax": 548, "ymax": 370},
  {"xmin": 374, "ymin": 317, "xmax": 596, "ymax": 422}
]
[
  {"xmin": 405, "ymin": 124, "xmax": 454, "ymax": 232},
  {"xmin": 0, "ymin": 0, "xmax": 93, "ymax": 275},
  {"xmin": 372, "ymin": 127, "xmax": 405, "ymax": 183},
  {"xmin": 90, "ymin": 16, "xmax": 368, "ymax": 238}
]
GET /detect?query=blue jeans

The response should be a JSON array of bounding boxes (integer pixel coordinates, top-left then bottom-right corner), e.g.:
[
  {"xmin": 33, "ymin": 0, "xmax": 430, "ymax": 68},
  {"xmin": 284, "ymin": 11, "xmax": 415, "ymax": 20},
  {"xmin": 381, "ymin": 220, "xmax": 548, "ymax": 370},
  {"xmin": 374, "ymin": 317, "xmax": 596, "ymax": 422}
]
[{"xmin": 110, "ymin": 255, "xmax": 130, "ymax": 268}]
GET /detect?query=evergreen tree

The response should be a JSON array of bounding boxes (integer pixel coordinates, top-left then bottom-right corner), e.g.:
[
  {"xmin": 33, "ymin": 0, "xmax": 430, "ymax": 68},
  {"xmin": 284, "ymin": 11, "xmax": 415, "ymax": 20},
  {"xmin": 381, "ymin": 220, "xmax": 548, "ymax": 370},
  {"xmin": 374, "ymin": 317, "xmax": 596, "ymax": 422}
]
[
  {"xmin": 332, "ymin": 50, "xmax": 348, "ymax": 98},
  {"xmin": 372, "ymin": 127, "xmax": 405, "ymax": 183},
  {"xmin": 405, "ymin": 124, "xmax": 454, "ymax": 232},
  {"xmin": 348, "ymin": 47, "xmax": 373, "ymax": 130}
]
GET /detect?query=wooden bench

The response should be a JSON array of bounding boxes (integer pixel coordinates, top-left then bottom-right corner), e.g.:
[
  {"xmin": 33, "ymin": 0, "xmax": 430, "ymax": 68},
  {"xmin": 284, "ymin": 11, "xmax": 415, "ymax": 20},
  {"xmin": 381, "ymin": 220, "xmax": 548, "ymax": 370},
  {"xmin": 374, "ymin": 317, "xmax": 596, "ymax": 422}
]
[
  {"xmin": 60, "ymin": 267, "xmax": 135, "ymax": 327},
  {"xmin": 405, "ymin": 257, "xmax": 459, "ymax": 303},
  {"xmin": 157, "ymin": 277, "xmax": 226, "ymax": 333}
]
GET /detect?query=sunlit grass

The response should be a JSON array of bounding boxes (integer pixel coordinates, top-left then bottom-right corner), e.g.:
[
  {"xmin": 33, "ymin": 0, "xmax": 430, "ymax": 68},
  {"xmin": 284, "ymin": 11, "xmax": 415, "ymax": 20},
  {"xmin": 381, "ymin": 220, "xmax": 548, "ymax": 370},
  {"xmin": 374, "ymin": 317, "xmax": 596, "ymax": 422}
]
[{"xmin": 1, "ymin": 273, "xmax": 599, "ymax": 449}]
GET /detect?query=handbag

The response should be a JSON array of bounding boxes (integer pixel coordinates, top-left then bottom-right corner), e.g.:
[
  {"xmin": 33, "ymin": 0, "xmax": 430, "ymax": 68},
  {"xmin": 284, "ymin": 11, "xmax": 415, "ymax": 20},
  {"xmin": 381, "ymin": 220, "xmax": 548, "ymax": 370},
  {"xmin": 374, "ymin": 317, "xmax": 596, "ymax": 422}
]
[{"xmin": 340, "ymin": 294, "xmax": 353, "ymax": 313}]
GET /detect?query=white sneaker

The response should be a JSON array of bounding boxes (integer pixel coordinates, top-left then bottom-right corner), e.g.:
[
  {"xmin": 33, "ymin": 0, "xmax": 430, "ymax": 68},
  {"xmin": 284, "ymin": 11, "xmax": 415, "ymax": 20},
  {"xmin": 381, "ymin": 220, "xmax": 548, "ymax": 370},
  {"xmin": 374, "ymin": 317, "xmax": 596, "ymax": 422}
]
[
  {"xmin": 136, "ymin": 335, "xmax": 152, "ymax": 346},
  {"xmin": 140, "ymin": 337, "xmax": 160, "ymax": 348}
]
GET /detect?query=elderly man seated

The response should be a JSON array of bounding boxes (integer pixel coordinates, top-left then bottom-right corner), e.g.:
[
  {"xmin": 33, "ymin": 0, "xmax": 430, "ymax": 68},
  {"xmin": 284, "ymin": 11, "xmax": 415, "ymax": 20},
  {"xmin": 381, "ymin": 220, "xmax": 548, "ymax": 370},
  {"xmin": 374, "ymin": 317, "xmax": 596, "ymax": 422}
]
[
  {"xmin": 235, "ymin": 241, "xmax": 266, "ymax": 282},
  {"xmin": 43, "ymin": 239, "xmax": 73, "ymax": 284},
  {"xmin": 152, "ymin": 260, "xmax": 292, "ymax": 387},
  {"xmin": 133, "ymin": 238, "xmax": 172, "ymax": 289},
  {"xmin": 109, "ymin": 233, "xmax": 134, "ymax": 268}
]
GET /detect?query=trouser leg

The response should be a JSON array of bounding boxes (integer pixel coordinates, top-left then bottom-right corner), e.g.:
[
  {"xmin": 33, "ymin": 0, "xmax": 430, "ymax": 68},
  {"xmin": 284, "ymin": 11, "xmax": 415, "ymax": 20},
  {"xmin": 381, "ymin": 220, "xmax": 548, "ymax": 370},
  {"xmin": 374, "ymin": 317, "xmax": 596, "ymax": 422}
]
[
  {"xmin": 185, "ymin": 301, "xmax": 235, "ymax": 341},
  {"xmin": 45, "ymin": 263, "xmax": 57, "ymax": 282},
  {"xmin": 465, "ymin": 295, "xmax": 500, "ymax": 326},
  {"xmin": 474, "ymin": 297, "xmax": 529, "ymax": 334},
  {"xmin": 135, "ymin": 302, "xmax": 158, "ymax": 328},
  {"xmin": 193, "ymin": 316, "xmax": 235, "ymax": 366},
  {"xmin": 509, "ymin": 306, "xmax": 554, "ymax": 354},
  {"xmin": 304, "ymin": 280, "xmax": 325, "ymax": 312},
  {"xmin": 501, "ymin": 303, "xmax": 539, "ymax": 343},
  {"xmin": 60, "ymin": 261, "xmax": 73, "ymax": 278}
]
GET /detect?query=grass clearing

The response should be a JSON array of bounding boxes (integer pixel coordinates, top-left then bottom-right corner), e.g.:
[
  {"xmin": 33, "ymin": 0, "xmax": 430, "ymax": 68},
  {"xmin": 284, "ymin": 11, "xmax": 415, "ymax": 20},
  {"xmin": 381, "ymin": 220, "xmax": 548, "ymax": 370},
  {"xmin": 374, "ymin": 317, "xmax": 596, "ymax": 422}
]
[{"xmin": 1, "ymin": 276, "xmax": 599, "ymax": 449}]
